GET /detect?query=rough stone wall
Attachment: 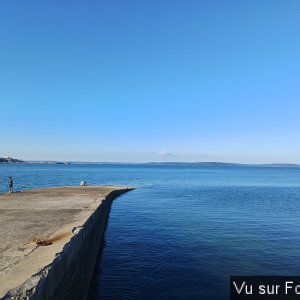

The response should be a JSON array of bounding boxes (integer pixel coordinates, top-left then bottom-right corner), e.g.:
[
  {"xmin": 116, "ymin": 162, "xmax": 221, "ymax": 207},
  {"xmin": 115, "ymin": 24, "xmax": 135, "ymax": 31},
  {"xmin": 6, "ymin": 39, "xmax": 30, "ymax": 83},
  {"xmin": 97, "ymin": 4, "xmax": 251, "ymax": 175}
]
[{"xmin": 48, "ymin": 196, "xmax": 113, "ymax": 300}]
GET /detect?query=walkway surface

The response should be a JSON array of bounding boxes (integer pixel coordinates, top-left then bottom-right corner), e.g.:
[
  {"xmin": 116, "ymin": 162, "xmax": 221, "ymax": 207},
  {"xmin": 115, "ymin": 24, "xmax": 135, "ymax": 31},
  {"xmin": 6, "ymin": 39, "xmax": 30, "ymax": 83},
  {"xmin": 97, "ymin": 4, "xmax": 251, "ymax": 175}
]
[{"xmin": 0, "ymin": 186, "xmax": 128, "ymax": 298}]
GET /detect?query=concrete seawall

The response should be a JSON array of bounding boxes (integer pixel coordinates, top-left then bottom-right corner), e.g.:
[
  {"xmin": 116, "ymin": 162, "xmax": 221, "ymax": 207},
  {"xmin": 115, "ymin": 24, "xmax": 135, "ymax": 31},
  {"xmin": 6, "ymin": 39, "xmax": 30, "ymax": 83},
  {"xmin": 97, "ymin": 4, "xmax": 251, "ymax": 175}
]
[{"xmin": 0, "ymin": 186, "xmax": 134, "ymax": 300}]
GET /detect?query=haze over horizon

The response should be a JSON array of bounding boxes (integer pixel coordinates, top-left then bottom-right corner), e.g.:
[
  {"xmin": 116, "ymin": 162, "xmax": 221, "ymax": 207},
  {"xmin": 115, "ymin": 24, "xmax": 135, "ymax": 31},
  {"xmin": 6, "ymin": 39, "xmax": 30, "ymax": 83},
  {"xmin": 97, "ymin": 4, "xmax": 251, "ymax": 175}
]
[
  {"xmin": 1, "ymin": 154, "xmax": 300, "ymax": 165},
  {"xmin": 1, "ymin": 1, "xmax": 300, "ymax": 163}
]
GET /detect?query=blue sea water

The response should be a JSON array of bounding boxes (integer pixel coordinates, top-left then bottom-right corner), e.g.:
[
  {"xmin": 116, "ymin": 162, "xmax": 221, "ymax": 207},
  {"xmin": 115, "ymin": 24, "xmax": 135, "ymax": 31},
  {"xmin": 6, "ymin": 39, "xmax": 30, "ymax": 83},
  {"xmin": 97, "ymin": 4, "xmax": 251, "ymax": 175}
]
[{"xmin": 1, "ymin": 164, "xmax": 300, "ymax": 299}]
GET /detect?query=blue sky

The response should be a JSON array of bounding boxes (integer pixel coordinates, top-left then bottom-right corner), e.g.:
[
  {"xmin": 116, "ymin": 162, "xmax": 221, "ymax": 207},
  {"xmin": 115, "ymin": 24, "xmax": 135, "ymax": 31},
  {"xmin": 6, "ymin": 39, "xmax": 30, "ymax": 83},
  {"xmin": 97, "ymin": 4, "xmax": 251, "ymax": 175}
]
[{"xmin": 0, "ymin": 1, "xmax": 300, "ymax": 163}]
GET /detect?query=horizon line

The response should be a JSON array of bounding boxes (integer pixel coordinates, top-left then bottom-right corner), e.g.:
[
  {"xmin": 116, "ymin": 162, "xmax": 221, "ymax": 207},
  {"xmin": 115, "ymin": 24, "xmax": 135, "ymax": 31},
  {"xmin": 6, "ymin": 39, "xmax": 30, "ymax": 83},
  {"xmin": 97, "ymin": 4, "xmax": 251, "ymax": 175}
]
[{"xmin": 3, "ymin": 160, "xmax": 300, "ymax": 167}]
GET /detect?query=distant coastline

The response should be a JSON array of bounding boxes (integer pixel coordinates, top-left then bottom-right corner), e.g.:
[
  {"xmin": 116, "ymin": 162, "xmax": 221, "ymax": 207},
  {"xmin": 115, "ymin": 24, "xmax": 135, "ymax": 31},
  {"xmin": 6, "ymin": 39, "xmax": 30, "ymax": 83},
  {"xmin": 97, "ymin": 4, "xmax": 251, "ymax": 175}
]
[
  {"xmin": 144, "ymin": 162, "xmax": 300, "ymax": 168},
  {"xmin": 0, "ymin": 157, "xmax": 24, "ymax": 163},
  {"xmin": 0, "ymin": 157, "xmax": 299, "ymax": 167}
]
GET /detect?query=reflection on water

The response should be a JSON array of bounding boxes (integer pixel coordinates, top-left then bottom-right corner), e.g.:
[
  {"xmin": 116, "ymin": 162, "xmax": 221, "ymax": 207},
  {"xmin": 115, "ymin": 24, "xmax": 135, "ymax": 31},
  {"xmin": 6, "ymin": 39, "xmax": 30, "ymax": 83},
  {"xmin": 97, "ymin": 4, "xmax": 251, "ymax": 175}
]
[{"xmin": 1, "ymin": 164, "xmax": 300, "ymax": 299}]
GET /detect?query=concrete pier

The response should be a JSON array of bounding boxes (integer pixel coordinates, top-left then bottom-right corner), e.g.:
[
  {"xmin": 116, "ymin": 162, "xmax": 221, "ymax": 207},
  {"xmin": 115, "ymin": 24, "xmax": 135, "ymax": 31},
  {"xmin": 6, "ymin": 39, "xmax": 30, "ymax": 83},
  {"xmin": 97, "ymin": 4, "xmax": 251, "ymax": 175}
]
[{"xmin": 0, "ymin": 186, "xmax": 133, "ymax": 300}]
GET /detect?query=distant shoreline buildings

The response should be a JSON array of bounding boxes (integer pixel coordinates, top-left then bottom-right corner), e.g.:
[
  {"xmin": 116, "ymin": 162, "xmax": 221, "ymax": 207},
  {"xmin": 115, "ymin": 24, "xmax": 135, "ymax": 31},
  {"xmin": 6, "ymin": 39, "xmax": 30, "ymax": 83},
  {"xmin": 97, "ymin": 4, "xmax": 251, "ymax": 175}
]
[{"xmin": 0, "ymin": 156, "xmax": 24, "ymax": 163}]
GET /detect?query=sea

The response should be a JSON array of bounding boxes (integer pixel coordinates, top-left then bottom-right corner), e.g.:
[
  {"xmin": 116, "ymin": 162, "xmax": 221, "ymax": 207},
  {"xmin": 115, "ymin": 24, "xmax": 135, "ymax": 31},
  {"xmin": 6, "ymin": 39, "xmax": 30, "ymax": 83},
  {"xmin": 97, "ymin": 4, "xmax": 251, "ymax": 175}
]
[{"xmin": 1, "ymin": 163, "xmax": 300, "ymax": 300}]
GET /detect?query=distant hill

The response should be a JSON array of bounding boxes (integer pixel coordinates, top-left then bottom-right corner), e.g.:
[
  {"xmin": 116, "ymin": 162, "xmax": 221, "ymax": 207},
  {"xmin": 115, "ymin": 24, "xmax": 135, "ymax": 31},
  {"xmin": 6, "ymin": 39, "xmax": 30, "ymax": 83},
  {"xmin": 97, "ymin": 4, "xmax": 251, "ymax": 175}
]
[
  {"xmin": 0, "ymin": 157, "xmax": 24, "ymax": 163},
  {"xmin": 144, "ymin": 162, "xmax": 300, "ymax": 167}
]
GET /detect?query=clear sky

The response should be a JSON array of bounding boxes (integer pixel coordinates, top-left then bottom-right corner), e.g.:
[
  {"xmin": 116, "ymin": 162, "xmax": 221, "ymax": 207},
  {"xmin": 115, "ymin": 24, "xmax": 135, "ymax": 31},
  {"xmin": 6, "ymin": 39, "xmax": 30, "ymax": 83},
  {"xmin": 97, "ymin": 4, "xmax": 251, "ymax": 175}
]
[{"xmin": 0, "ymin": 1, "xmax": 300, "ymax": 163}]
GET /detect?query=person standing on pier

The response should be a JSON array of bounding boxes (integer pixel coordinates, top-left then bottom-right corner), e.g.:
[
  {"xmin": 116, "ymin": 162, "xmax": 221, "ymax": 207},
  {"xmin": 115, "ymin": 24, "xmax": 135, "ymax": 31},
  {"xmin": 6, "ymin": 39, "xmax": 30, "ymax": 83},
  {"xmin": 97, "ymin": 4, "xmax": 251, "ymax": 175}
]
[{"xmin": 9, "ymin": 176, "xmax": 13, "ymax": 193}]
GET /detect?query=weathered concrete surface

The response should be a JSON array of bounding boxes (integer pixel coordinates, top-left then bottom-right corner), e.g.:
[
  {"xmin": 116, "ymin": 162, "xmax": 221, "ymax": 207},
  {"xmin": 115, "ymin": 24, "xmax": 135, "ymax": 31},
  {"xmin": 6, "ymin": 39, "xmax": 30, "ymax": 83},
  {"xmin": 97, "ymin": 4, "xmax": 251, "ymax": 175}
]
[{"xmin": 0, "ymin": 186, "xmax": 133, "ymax": 299}]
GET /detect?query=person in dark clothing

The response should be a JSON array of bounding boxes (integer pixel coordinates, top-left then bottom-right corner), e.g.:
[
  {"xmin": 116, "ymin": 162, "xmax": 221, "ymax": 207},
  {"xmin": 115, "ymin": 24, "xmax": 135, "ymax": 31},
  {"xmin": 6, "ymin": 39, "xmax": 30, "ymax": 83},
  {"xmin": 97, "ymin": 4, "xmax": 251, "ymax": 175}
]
[{"xmin": 9, "ymin": 177, "xmax": 13, "ymax": 193}]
